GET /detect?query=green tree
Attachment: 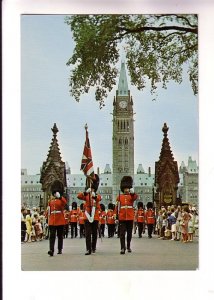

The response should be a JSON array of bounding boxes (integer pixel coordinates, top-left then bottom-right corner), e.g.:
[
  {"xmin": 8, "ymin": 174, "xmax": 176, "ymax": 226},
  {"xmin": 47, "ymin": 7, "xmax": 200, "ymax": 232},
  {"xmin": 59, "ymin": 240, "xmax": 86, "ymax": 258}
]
[{"xmin": 65, "ymin": 14, "xmax": 198, "ymax": 108}]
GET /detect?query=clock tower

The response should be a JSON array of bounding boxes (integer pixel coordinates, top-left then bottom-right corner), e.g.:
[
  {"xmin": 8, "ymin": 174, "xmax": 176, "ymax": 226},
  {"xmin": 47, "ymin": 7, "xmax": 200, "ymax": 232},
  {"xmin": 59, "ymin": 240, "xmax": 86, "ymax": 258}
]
[{"xmin": 112, "ymin": 62, "xmax": 135, "ymax": 202}]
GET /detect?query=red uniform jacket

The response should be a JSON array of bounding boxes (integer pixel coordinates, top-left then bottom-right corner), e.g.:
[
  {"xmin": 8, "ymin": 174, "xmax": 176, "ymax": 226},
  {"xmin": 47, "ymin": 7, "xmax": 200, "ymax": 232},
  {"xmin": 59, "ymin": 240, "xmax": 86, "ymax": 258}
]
[
  {"xmin": 99, "ymin": 211, "xmax": 107, "ymax": 224},
  {"xmin": 64, "ymin": 211, "xmax": 70, "ymax": 225},
  {"xmin": 136, "ymin": 208, "xmax": 145, "ymax": 223},
  {"xmin": 77, "ymin": 192, "xmax": 101, "ymax": 221},
  {"xmin": 107, "ymin": 210, "xmax": 115, "ymax": 224},
  {"xmin": 145, "ymin": 209, "xmax": 155, "ymax": 224},
  {"xmin": 48, "ymin": 197, "xmax": 67, "ymax": 226},
  {"xmin": 116, "ymin": 193, "xmax": 138, "ymax": 221},
  {"xmin": 78, "ymin": 210, "xmax": 86, "ymax": 225},
  {"xmin": 69, "ymin": 209, "xmax": 78, "ymax": 223}
]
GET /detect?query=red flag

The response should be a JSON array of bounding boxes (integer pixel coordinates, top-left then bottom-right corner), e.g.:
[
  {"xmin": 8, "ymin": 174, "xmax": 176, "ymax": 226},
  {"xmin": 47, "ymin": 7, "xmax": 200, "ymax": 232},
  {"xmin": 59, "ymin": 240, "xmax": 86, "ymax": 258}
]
[{"xmin": 80, "ymin": 124, "xmax": 95, "ymax": 178}]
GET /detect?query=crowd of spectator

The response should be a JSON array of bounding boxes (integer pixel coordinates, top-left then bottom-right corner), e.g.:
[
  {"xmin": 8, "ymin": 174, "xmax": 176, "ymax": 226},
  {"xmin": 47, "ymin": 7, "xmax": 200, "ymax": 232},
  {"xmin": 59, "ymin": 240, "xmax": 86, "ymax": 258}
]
[{"xmin": 21, "ymin": 203, "xmax": 199, "ymax": 244}]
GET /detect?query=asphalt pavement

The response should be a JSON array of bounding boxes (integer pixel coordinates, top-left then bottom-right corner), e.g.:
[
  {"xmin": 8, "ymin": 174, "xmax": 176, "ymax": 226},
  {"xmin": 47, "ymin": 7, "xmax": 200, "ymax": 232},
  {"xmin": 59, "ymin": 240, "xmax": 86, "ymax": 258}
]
[{"xmin": 21, "ymin": 233, "xmax": 199, "ymax": 271}]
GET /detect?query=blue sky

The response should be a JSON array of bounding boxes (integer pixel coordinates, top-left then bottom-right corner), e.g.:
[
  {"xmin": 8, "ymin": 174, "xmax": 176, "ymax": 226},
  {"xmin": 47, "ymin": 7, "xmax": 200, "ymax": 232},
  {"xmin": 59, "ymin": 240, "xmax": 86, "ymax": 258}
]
[{"xmin": 21, "ymin": 15, "xmax": 198, "ymax": 175}]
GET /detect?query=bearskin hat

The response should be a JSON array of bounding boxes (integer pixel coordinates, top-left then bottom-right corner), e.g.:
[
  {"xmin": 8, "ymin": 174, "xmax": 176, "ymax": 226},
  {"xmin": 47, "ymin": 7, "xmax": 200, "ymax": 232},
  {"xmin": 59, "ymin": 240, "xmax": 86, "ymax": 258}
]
[
  {"xmin": 72, "ymin": 201, "xmax": 77, "ymax": 209},
  {"xmin": 86, "ymin": 174, "xmax": 100, "ymax": 192},
  {"xmin": 146, "ymin": 201, "xmax": 153, "ymax": 209},
  {"xmin": 51, "ymin": 180, "xmax": 64, "ymax": 196},
  {"xmin": 108, "ymin": 203, "xmax": 114, "ymax": 210},
  {"xmin": 100, "ymin": 203, "xmax": 105, "ymax": 211},
  {"xmin": 120, "ymin": 176, "xmax": 133, "ymax": 193},
  {"xmin": 80, "ymin": 203, "xmax": 84, "ymax": 210},
  {"xmin": 137, "ymin": 201, "xmax": 144, "ymax": 209}
]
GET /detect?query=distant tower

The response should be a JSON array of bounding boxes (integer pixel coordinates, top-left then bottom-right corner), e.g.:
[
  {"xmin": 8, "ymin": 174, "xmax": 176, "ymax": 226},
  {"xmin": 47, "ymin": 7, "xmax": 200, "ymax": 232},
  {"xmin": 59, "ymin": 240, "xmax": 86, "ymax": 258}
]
[
  {"xmin": 40, "ymin": 123, "xmax": 67, "ymax": 208},
  {"xmin": 155, "ymin": 123, "xmax": 180, "ymax": 208},
  {"xmin": 112, "ymin": 62, "xmax": 135, "ymax": 202}
]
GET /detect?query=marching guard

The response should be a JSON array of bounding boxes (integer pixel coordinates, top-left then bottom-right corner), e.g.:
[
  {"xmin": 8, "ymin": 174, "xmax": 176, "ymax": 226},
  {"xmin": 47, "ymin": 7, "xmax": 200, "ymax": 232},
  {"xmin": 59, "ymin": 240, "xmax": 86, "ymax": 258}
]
[
  {"xmin": 99, "ymin": 203, "xmax": 106, "ymax": 238},
  {"xmin": 69, "ymin": 201, "xmax": 78, "ymax": 238},
  {"xmin": 47, "ymin": 188, "xmax": 67, "ymax": 256},
  {"xmin": 116, "ymin": 176, "xmax": 138, "ymax": 254},
  {"xmin": 107, "ymin": 203, "xmax": 116, "ymax": 238},
  {"xmin": 78, "ymin": 203, "xmax": 86, "ymax": 238},
  {"xmin": 145, "ymin": 202, "xmax": 155, "ymax": 238},
  {"xmin": 77, "ymin": 174, "xmax": 101, "ymax": 255},
  {"xmin": 136, "ymin": 201, "xmax": 145, "ymax": 238}
]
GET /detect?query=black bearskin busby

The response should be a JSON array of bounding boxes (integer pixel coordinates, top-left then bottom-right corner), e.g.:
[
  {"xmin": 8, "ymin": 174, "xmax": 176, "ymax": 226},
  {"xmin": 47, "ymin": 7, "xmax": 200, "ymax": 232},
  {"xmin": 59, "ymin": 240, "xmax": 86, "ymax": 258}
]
[
  {"xmin": 51, "ymin": 180, "xmax": 64, "ymax": 196},
  {"xmin": 85, "ymin": 174, "xmax": 100, "ymax": 192},
  {"xmin": 100, "ymin": 203, "xmax": 105, "ymax": 211},
  {"xmin": 137, "ymin": 201, "xmax": 144, "ymax": 209},
  {"xmin": 72, "ymin": 201, "xmax": 77, "ymax": 210},
  {"xmin": 120, "ymin": 176, "xmax": 133, "ymax": 193},
  {"xmin": 108, "ymin": 203, "xmax": 114, "ymax": 210},
  {"xmin": 80, "ymin": 203, "xmax": 84, "ymax": 210},
  {"xmin": 146, "ymin": 201, "xmax": 153, "ymax": 209}
]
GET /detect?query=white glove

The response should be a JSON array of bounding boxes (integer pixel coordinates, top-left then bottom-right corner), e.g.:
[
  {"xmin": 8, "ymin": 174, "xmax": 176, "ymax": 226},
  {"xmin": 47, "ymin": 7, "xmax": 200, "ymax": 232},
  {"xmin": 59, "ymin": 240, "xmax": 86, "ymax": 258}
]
[
  {"xmin": 86, "ymin": 188, "xmax": 91, "ymax": 193},
  {"xmin": 91, "ymin": 192, "xmax": 96, "ymax": 197},
  {"xmin": 129, "ymin": 188, "xmax": 134, "ymax": 194}
]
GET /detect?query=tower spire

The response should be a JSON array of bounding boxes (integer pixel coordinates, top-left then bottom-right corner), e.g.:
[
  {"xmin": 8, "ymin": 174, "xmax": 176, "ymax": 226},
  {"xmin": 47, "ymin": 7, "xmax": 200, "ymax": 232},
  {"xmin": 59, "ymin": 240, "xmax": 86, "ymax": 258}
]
[{"xmin": 118, "ymin": 61, "xmax": 129, "ymax": 96}]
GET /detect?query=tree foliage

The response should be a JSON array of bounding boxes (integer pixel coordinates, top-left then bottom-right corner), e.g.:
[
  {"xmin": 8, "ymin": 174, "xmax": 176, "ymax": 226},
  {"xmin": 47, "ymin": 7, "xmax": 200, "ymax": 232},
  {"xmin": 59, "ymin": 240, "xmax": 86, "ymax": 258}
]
[{"xmin": 65, "ymin": 14, "xmax": 198, "ymax": 108}]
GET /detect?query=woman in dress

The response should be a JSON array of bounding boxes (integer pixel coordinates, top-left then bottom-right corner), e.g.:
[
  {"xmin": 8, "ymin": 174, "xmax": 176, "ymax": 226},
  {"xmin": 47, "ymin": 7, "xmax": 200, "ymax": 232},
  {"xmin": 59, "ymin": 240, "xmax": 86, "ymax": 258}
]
[{"xmin": 180, "ymin": 206, "xmax": 190, "ymax": 243}]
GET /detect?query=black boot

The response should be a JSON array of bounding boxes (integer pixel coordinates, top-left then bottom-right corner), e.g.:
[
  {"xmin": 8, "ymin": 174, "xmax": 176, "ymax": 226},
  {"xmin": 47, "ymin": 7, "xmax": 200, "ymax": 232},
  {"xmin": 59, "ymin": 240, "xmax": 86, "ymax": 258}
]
[
  {"xmin": 120, "ymin": 249, "xmax": 125, "ymax": 254},
  {"xmin": 85, "ymin": 250, "xmax": 91, "ymax": 255},
  {"xmin": 48, "ymin": 250, "xmax": 54, "ymax": 256}
]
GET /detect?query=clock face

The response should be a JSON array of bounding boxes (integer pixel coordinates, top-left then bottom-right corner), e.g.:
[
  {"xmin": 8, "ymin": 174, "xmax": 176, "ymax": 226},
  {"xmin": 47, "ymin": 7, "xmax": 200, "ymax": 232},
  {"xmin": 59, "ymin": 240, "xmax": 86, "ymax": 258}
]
[{"xmin": 119, "ymin": 100, "xmax": 127, "ymax": 108}]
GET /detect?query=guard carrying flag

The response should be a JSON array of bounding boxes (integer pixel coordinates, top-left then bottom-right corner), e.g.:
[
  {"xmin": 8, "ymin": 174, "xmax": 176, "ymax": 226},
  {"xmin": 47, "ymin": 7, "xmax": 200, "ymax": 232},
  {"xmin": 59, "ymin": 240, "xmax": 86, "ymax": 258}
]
[
  {"xmin": 116, "ymin": 176, "xmax": 138, "ymax": 254},
  {"xmin": 77, "ymin": 124, "xmax": 102, "ymax": 255}
]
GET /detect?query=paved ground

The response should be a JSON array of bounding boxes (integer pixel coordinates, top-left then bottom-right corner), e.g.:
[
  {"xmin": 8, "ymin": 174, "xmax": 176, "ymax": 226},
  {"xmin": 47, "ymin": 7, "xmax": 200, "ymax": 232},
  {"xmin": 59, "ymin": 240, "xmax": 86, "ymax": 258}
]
[{"xmin": 21, "ymin": 234, "xmax": 199, "ymax": 271}]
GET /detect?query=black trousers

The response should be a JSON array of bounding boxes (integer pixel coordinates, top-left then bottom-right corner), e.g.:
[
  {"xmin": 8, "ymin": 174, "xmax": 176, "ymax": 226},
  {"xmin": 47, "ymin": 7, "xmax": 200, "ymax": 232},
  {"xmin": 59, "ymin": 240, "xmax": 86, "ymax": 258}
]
[
  {"xmin": 49, "ymin": 225, "xmax": 64, "ymax": 253},
  {"xmin": 107, "ymin": 224, "xmax": 115, "ymax": 237},
  {"xmin": 70, "ymin": 222, "xmax": 78, "ymax": 237},
  {"xmin": 79, "ymin": 224, "xmax": 85, "ymax": 238},
  {"xmin": 100, "ymin": 224, "xmax": 105, "ymax": 237},
  {"xmin": 119, "ymin": 220, "xmax": 133, "ymax": 250},
  {"xmin": 63, "ymin": 224, "xmax": 69, "ymax": 238},
  {"xmin": 147, "ymin": 224, "xmax": 154, "ymax": 237},
  {"xmin": 84, "ymin": 220, "xmax": 98, "ymax": 252},
  {"xmin": 137, "ymin": 222, "xmax": 144, "ymax": 237}
]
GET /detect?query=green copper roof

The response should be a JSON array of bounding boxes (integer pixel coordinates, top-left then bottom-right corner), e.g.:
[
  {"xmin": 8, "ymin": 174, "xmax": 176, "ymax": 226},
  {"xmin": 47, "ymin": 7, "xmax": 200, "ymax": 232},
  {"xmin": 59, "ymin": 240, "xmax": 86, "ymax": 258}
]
[{"xmin": 118, "ymin": 62, "xmax": 129, "ymax": 96}]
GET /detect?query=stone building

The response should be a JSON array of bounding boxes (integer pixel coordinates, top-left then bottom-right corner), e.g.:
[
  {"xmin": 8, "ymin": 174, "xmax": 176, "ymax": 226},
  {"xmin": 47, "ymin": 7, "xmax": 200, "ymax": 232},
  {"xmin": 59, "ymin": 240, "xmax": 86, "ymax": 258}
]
[
  {"xmin": 21, "ymin": 169, "xmax": 43, "ymax": 209},
  {"xmin": 179, "ymin": 156, "xmax": 199, "ymax": 205}
]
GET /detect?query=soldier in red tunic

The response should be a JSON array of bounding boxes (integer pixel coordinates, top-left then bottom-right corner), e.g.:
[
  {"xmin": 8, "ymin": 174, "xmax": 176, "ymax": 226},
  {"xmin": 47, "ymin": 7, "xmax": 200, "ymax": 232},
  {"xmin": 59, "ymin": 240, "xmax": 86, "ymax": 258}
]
[
  {"xmin": 107, "ymin": 203, "xmax": 116, "ymax": 238},
  {"xmin": 77, "ymin": 174, "xmax": 101, "ymax": 255},
  {"xmin": 136, "ymin": 201, "xmax": 145, "ymax": 238},
  {"xmin": 145, "ymin": 202, "xmax": 155, "ymax": 238},
  {"xmin": 47, "ymin": 189, "xmax": 67, "ymax": 256},
  {"xmin": 99, "ymin": 203, "xmax": 106, "ymax": 238},
  {"xmin": 69, "ymin": 201, "xmax": 78, "ymax": 238},
  {"xmin": 116, "ymin": 176, "xmax": 138, "ymax": 254},
  {"xmin": 78, "ymin": 203, "xmax": 86, "ymax": 238}
]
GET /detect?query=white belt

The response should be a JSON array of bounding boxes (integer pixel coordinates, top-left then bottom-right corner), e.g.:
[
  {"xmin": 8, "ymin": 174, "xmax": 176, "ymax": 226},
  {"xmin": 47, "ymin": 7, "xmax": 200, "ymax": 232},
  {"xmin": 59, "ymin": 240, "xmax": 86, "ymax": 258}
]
[
  {"xmin": 138, "ymin": 216, "xmax": 144, "ymax": 217},
  {"xmin": 51, "ymin": 210, "xmax": 61, "ymax": 214},
  {"xmin": 120, "ymin": 206, "xmax": 133, "ymax": 209},
  {"xmin": 147, "ymin": 217, "xmax": 154, "ymax": 218}
]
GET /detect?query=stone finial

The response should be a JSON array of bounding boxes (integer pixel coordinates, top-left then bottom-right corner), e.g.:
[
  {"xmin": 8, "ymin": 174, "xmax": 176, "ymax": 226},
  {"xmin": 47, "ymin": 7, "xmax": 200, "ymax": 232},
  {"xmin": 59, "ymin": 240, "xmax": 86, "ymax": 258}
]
[
  {"xmin": 52, "ymin": 123, "xmax": 58, "ymax": 136},
  {"xmin": 162, "ymin": 122, "xmax": 169, "ymax": 137}
]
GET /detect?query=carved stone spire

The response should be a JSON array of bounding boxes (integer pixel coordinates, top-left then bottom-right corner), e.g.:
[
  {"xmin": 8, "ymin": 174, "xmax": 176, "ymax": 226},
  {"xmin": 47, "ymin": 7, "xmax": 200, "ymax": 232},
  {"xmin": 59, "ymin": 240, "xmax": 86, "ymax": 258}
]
[
  {"xmin": 40, "ymin": 123, "xmax": 66, "ymax": 207},
  {"xmin": 155, "ymin": 123, "xmax": 179, "ymax": 207},
  {"xmin": 159, "ymin": 122, "xmax": 174, "ymax": 161}
]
